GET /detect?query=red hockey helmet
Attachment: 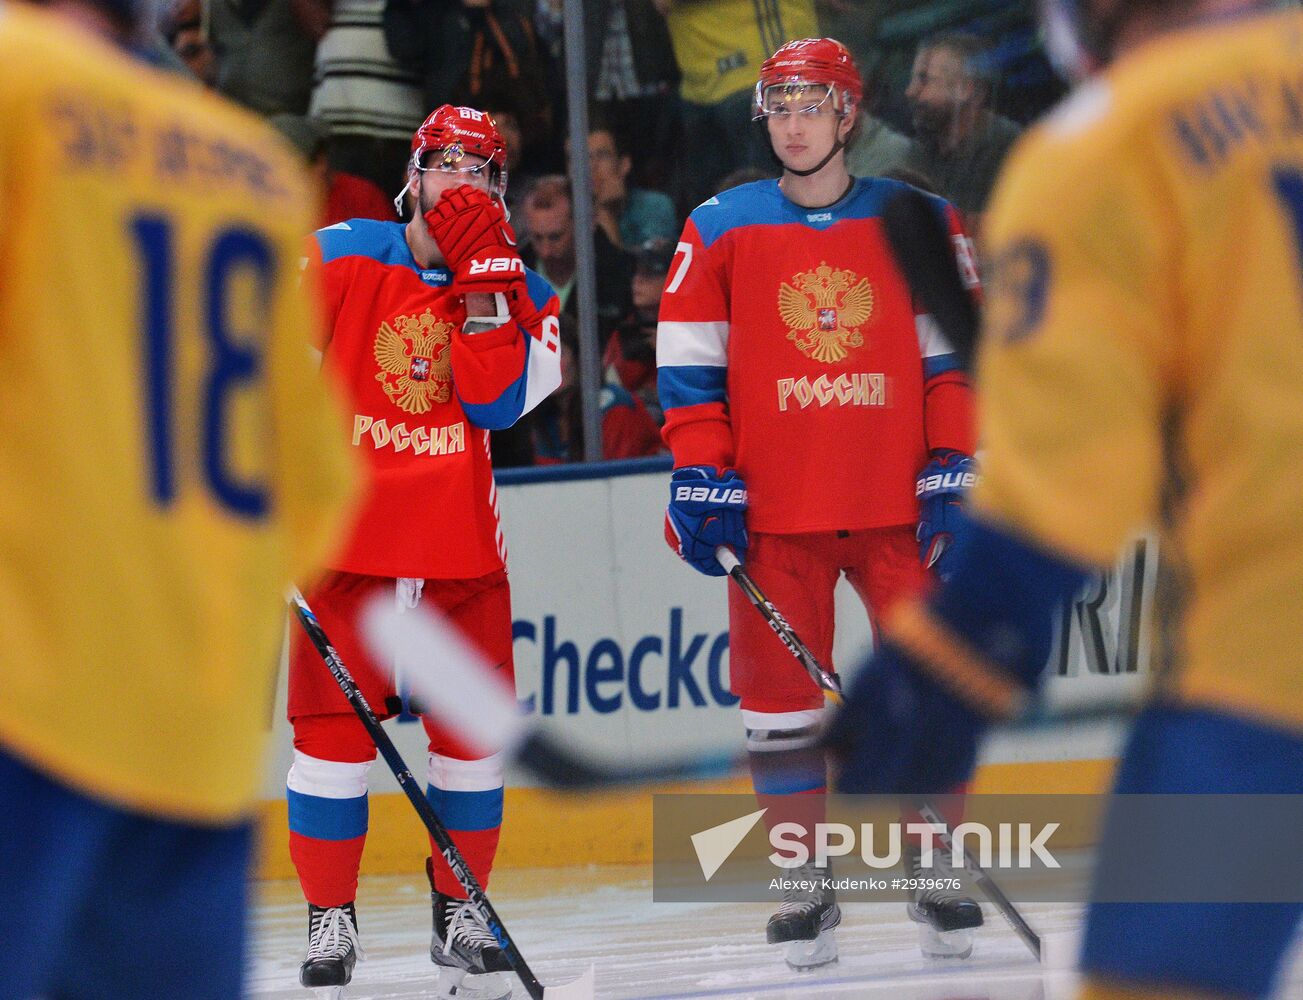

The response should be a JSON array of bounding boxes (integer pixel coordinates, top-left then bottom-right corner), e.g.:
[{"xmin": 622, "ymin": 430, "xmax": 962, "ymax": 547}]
[
  {"xmin": 754, "ymin": 38, "xmax": 864, "ymax": 119},
  {"xmin": 396, "ymin": 104, "xmax": 509, "ymax": 215}
]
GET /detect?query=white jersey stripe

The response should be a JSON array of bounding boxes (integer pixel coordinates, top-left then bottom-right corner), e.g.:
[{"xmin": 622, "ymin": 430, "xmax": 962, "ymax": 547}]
[{"xmin": 657, "ymin": 320, "xmax": 730, "ymax": 368}]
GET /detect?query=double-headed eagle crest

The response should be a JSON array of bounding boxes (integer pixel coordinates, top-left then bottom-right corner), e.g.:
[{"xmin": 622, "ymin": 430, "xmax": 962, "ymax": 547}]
[
  {"xmin": 374, "ymin": 308, "xmax": 453, "ymax": 414},
  {"xmin": 778, "ymin": 262, "xmax": 874, "ymax": 363}
]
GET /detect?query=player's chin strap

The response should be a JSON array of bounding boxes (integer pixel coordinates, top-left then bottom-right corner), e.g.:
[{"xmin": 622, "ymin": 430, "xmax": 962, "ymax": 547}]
[{"xmin": 783, "ymin": 135, "xmax": 848, "ymax": 177}]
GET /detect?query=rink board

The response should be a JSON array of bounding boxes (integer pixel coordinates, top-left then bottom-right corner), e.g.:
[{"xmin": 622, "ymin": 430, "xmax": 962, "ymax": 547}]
[{"xmin": 256, "ymin": 458, "xmax": 1151, "ymax": 879}]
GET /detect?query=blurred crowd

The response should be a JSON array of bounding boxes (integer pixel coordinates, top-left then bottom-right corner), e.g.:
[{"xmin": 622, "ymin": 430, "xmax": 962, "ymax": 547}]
[{"xmin": 146, "ymin": 0, "xmax": 1067, "ymax": 466}]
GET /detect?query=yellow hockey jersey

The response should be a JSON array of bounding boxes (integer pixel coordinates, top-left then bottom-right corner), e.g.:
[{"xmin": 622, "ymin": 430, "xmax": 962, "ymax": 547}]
[
  {"xmin": 975, "ymin": 9, "xmax": 1303, "ymax": 731},
  {"xmin": 667, "ymin": 0, "xmax": 817, "ymax": 105},
  {"xmin": 0, "ymin": 4, "xmax": 356, "ymax": 822}
]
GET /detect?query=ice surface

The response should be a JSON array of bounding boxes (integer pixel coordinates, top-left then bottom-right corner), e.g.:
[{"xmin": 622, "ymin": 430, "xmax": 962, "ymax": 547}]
[{"xmin": 248, "ymin": 864, "xmax": 1303, "ymax": 1000}]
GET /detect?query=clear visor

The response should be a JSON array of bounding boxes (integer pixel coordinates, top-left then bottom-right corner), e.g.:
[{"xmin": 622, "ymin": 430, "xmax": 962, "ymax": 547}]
[
  {"xmin": 412, "ymin": 144, "xmax": 502, "ymax": 192},
  {"xmin": 753, "ymin": 81, "xmax": 839, "ymax": 119},
  {"xmin": 393, "ymin": 143, "xmax": 507, "ymax": 218}
]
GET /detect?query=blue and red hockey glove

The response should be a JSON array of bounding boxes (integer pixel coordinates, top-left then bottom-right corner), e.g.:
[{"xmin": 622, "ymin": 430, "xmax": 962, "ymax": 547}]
[
  {"xmin": 916, "ymin": 449, "xmax": 978, "ymax": 582},
  {"xmin": 665, "ymin": 466, "xmax": 748, "ymax": 576},
  {"xmin": 826, "ymin": 513, "xmax": 1090, "ymax": 794}
]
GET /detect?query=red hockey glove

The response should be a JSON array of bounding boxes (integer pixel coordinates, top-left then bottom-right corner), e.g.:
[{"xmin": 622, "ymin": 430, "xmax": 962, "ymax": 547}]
[
  {"xmin": 424, "ymin": 185, "xmax": 516, "ymax": 271},
  {"xmin": 452, "ymin": 246, "xmax": 529, "ymax": 301}
]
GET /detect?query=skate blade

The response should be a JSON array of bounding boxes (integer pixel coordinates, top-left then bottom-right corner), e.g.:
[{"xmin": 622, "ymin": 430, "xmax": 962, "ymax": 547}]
[
  {"xmin": 917, "ymin": 923, "xmax": 973, "ymax": 959},
  {"xmin": 436, "ymin": 967, "xmax": 513, "ymax": 1000},
  {"xmin": 311, "ymin": 988, "xmax": 347, "ymax": 1000},
  {"xmin": 782, "ymin": 929, "xmax": 839, "ymax": 971}
]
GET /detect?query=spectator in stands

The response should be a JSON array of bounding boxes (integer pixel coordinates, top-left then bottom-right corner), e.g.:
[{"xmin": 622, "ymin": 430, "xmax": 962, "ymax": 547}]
[
  {"xmin": 311, "ymin": 0, "xmax": 426, "ymax": 197},
  {"xmin": 845, "ymin": 68, "xmax": 913, "ymax": 178},
  {"xmin": 384, "ymin": 0, "xmax": 558, "ymax": 167},
  {"xmin": 519, "ymin": 175, "xmax": 634, "ymax": 350},
  {"xmin": 480, "ymin": 104, "xmax": 538, "ymax": 241},
  {"xmin": 537, "ymin": 0, "xmax": 680, "ymax": 189},
  {"xmin": 663, "ymin": 0, "xmax": 818, "ymax": 212},
  {"xmin": 159, "ymin": 0, "xmax": 215, "ymax": 86},
  {"xmin": 581, "ymin": 123, "xmax": 679, "ymax": 251},
  {"xmin": 903, "ymin": 32, "xmax": 1021, "ymax": 221},
  {"xmin": 206, "ymin": 0, "xmax": 326, "ymax": 116},
  {"xmin": 605, "ymin": 238, "xmax": 674, "ymax": 426},
  {"xmin": 269, "ymin": 113, "xmax": 397, "ymax": 228},
  {"xmin": 534, "ymin": 337, "xmax": 663, "ymax": 464}
]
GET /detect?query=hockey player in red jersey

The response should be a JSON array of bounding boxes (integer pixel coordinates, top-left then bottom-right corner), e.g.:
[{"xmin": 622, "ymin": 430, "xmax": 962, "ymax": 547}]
[
  {"xmin": 288, "ymin": 104, "xmax": 561, "ymax": 1000},
  {"xmin": 657, "ymin": 38, "xmax": 982, "ymax": 968}
]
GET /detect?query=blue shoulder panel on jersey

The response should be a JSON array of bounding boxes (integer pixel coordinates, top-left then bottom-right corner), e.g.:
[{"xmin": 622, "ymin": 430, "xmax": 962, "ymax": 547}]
[
  {"xmin": 458, "ymin": 332, "xmax": 531, "ymax": 430},
  {"xmin": 690, "ymin": 178, "xmax": 949, "ymax": 247},
  {"xmin": 314, "ymin": 219, "xmax": 415, "ymax": 268},
  {"xmin": 659, "ymin": 365, "xmax": 727, "ymax": 411}
]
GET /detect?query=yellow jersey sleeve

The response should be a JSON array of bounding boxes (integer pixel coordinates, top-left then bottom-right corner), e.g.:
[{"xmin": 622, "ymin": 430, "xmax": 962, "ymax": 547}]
[
  {"xmin": 973, "ymin": 86, "xmax": 1179, "ymax": 567},
  {"xmin": 0, "ymin": 6, "xmax": 356, "ymax": 822}
]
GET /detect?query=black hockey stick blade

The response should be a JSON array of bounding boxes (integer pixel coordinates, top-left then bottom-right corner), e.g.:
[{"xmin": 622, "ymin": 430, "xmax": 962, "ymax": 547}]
[{"xmin": 881, "ymin": 186, "xmax": 980, "ymax": 371}]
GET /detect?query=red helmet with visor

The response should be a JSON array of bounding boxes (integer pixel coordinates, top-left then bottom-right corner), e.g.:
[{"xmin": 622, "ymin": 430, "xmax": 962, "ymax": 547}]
[
  {"xmin": 395, "ymin": 104, "xmax": 509, "ymax": 215},
  {"xmin": 754, "ymin": 38, "xmax": 863, "ymax": 119}
]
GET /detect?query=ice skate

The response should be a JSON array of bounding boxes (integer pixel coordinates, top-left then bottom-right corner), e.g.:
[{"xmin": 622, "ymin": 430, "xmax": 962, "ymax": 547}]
[
  {"xmin": 766, "ymin": 862, "xmax": 840, "ymax": 970},
  {"xmin": 905, "ymin": 849, "xmax": 983, "ymax": 959},
  {"xmin": 299, "ymin": 902, "xmax": 362, "ymax": 999},
  {"xmin": 431, "ymin": 892, "xmax": 513, "ymax": 999}
]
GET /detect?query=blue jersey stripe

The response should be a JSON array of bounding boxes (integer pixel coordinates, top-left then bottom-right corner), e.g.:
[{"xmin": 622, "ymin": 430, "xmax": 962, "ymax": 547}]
[
  {"xmin": 459, "ymin": 331, "xmax": 531, "ymax": 429},
  {"xmin": 924, "ymin": 353, "xmax": 964, "ymax": 379},
  {"xmin": 286, "ymin": 788, "xmax": 368, "ymax": 841},
  {"xmin": 425, "ymin": 785, "xmax": 504, "ymax": 832},
  {"xmin": 659, "ymin": 365, "xmax": 727, "ymax": 410}
]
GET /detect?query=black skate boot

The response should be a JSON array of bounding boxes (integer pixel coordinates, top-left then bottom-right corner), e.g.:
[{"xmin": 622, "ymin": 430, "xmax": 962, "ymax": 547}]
[
  {"xmin": 299, "ymin": 902, "xmax": 362, "ymax": 999},
  {"xmin": 766, "ymin": 862, "xmax": 841, "ymax": 970},
  {"xmin": 905, "ymin": 847, "xmax": 984, "ymax": 958},
  {"xmin": 427, "ymin": 858, "xmax": 513, "ymax": 1000}
]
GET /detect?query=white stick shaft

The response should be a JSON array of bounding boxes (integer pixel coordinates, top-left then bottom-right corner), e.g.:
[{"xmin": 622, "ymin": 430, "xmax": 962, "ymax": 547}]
[
  {"xmin": 715, "ymin": 546, "xmax": 740, "ymax": 573},
  {"xmin": 360, "ymin": 596, "xmax": 528, "ymax": 759}
]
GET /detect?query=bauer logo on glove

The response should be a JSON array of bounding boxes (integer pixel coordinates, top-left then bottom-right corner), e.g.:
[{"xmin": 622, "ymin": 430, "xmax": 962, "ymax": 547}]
[
  {"xmin": 468, "ymin": 255, "xmax": 526, "ymax": 276},
  {"xmin": 673, "ymin": 484, "xmax": 747, "ymax": 505},
  {"xmin": 665, "ymin": 466, "xmax": 748, "ymax": 577},
  {"xmin": 915, "ymin": 450, "xmax": 978, "ymax": 581}
]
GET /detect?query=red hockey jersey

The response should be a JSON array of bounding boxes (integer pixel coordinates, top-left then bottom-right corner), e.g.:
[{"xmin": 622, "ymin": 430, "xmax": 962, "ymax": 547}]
[
  {"xmin": 657, "ymin": 178, "xmax": 976, "ymax": 534},
  {"xmin": 310, "ymin": 219, "xmax": 561, "ymax": 578}
]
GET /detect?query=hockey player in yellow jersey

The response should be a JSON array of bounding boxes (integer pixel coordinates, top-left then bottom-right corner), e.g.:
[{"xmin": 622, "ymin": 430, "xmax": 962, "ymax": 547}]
[
  {"xmin": 0, "ymin": 0, "xmax": 355, "ymax": 996},
  {"xmin": 829, "ymin": 1, "xmax": 1303, "ymax": 998}
]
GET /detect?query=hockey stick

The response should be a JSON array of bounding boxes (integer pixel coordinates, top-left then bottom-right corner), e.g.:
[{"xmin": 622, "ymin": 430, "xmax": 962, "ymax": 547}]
[
  {"xmin": 916, "ymin": 802, "xmax": 1043, "ymax": 962},
  {"xmin": 357, "ymin": 599, "xmax": 1097, "ymax": 966},
  {"xmin": 714, "ymin": 546, "xmax": 843, "ymax": 703},
  {"xmin": 699, "ymin": 557, "xmax": 1045, "ymax": 965},
  {"xmin": 880, "ymin": 186, "xmax": 980, "ymax": 370},
  {"xmin": 288, "ymin": 589, "xmax": 595, "ymax": 1000},
  {"xmin": 356, "ymin": 594, "xmax": 1133, "ymax": 789}
]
